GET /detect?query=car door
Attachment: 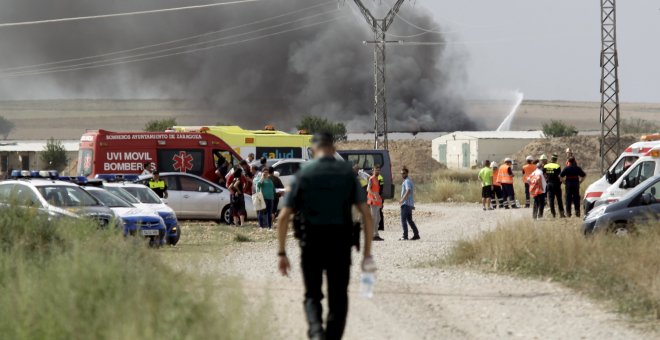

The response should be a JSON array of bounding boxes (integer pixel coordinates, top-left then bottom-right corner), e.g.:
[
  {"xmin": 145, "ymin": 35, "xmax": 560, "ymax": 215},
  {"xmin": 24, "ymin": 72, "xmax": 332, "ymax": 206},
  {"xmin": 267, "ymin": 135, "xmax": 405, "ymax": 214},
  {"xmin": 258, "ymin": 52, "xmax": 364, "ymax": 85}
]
[
  {"xmin": 629, "ymin": 181, "xmax": 660, "ymax": 226},
  {"xmin": 177, "ymin": 175, "xmax": 226, "ymax": 219},
  {"xmin": 159, "ymin": 175, "xmax": 182, "ymax": 212}
]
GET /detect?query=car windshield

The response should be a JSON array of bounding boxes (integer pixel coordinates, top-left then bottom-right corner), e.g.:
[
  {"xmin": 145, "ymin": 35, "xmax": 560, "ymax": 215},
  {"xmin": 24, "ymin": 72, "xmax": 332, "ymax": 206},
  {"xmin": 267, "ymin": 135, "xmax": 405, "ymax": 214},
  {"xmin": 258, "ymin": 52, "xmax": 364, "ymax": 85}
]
[
  {"xmin": 87, "ymin": 189, "xmax": 132, "ymax": 208},
  {"xmin": 123, "ymin": 186, "xmax": 162, "ymax": 204},
  {"xmin": 37, "ymin": 185, "xmax": 100, "ymax": 207},
  {"xmin": 106, "ymin": 186, "xmax": 141, "ymax": 204}
]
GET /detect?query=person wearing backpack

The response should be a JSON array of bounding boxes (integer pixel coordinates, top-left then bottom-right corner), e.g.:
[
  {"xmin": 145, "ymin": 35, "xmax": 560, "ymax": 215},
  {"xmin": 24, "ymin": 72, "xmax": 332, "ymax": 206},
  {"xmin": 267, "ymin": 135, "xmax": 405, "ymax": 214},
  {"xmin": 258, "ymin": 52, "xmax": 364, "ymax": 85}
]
[{"xmin": 529, "ymin": 163, "xmax": 547, "ymax": 220}]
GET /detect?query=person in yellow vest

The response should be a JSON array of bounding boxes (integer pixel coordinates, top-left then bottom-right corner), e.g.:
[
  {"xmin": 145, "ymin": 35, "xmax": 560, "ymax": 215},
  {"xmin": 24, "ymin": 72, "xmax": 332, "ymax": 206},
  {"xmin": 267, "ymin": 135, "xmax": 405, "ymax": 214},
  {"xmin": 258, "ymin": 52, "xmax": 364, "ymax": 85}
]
[
  {"xmin": 498, "ymin": 158, "xmax": 517, "ymax": 209},
  {"xmin": 148, "ymin": 171, "xmax": 168, "ymax": 199},
  {"xmin": 522, "ymin": 156, "xmax": 537, "ymax": 208},
  {"xmin": 544, "ymin": 154, "xmax": 566, "ymax": 218},
  {"xmin": 367, "ymin": 165, "xmax": 384, "ymax": 241},
  {"xmin": 491, "ymin": 162, "xmax": 504, "ymax": 209}
]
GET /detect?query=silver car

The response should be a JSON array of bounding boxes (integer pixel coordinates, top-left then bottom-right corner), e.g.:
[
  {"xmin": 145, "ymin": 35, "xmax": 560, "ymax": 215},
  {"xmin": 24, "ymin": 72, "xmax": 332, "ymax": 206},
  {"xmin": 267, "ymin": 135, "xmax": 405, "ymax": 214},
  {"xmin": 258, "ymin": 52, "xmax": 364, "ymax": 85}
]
[{"xmin": 138, "ymin": 172, "xmax": 257, "ymax": 224}]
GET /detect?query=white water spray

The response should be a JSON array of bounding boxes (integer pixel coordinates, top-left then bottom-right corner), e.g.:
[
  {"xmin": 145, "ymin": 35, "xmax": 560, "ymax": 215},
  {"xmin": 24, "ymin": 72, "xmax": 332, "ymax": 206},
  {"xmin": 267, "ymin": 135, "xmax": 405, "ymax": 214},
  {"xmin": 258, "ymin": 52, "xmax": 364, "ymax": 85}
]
[{"xmin": 496, "ymin": 90, "xmax": 524, "ymax": 131}]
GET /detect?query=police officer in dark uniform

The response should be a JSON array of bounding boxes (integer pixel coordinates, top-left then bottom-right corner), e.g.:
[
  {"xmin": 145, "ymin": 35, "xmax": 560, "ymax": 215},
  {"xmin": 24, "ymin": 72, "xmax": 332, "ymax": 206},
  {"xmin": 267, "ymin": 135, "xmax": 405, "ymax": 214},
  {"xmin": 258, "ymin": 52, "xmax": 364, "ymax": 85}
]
[
  {"xmin": 544, "ymin": 154, "xmax": 565, "ymax": 218},
  {"xmin": 560, "ymin": 157, "xmax": 586, "ymax": 217},
  {"xmin": 148, "ymin": 171, "xmax": 168, "ymax": 199},
  {"xmin": 277, "ymin": 133, "xmax": 375, "ymax": 340}
]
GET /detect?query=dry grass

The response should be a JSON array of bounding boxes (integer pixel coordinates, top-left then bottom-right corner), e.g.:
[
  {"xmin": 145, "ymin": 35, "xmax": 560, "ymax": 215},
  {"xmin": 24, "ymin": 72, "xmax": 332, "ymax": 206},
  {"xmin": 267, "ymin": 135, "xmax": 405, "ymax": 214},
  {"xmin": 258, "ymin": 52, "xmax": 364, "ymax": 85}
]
[{"xmin": 449, "ymin": 218, "xmax": 660, "ymax": 320}]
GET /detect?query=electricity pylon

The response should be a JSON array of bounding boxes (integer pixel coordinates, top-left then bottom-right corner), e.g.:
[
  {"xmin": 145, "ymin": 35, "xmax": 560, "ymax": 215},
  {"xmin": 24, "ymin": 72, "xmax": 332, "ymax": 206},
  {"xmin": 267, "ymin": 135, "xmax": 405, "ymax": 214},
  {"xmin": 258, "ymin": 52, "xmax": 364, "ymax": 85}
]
[
  {"xmin": 599, "ymin": 0, "xmax": 621, "ymax": 173},
  {"xmin": 352, "ymin": 0, "xmax": 406, "ymax": 150}
]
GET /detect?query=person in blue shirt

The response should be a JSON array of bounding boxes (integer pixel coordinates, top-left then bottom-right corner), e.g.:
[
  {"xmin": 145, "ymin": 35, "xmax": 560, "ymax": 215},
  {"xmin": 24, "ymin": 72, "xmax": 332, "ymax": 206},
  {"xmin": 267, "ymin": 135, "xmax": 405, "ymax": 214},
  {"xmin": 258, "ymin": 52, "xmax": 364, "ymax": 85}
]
[{"xmin": 399, "ymin": 166, "xmax": 420, "ymax": 241}]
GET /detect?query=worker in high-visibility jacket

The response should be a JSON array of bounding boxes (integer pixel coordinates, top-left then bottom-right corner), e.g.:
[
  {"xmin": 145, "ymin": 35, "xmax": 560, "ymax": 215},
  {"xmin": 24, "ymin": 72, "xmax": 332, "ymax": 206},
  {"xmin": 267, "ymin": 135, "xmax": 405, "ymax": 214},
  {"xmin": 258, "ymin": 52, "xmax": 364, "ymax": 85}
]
[
  {"xmin": 148, "ymin": 171, "xmax": 168, "ymax": 199},
  {"xmin": 522, "ymin": 156, "xmax": 537, "ymax": 208},
  {"xmin": 529, "ymin": 163, "xmax": 547, "ymax": 219},
  {"xmin": 544, "ymin": 154, "xmax": 566, "ymax": 218},
  {"xmin": 498, "ymin": 158, "xmax": 517, "ymax": 209},
  {"xmin": 490, "ymin": 162, "xmax": 504, "ymax": 209},
  {"xmin": 367, "ymin": 165, "xmax": 384, "ymax": 241}
]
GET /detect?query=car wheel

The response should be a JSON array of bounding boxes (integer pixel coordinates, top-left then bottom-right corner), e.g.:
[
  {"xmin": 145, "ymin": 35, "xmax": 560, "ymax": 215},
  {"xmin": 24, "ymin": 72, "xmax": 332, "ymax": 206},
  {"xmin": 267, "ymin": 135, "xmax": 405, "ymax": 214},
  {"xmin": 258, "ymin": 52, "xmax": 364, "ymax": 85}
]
[
  {"xmin": 609, "ymin": 222, "xmax": 631, "ymax": 236},
  {"xmin": 167, "ymin": 228, "xmax": 180, "ymax": 246},
  {"xmin": 220, "ymin": 205, "xmax": 232, "ymax": 225},
  {"xmin": 148, "ymin": 236, "xmax": 162, "ymax": 248}
]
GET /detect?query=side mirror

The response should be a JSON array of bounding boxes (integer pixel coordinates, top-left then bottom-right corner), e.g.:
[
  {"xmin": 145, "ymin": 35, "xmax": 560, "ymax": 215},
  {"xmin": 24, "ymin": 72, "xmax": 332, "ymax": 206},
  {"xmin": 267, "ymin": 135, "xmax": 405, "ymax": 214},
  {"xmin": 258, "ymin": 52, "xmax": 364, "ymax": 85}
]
[
  {"xmin": 642, "ymin": 192, "xmax": 654, "ymax": 205},
  {"xmin": 606, "ymin": 171, "xmax": 616, "ymax": 184},
  {"xmin": 209, "ymin": 186, "xmax": 217, "ymax": 193},
  {"xmin": 621, "ymin": 178, "xmax": 628, "ymax": 189}
]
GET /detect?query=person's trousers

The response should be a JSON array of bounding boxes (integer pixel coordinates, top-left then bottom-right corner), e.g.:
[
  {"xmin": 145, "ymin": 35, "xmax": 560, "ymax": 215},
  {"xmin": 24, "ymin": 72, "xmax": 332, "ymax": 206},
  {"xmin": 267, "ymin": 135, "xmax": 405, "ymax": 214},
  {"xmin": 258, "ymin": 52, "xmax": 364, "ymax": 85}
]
[
  {"xmin": 258, "ymin": 199, "xmax": 273, "ymax": 228},
  {"xmin": 370, "ymin": 205, "xmax": 381, "ymax": 237},
  {"xmin": 565, "ymin": 185, "xmax": 581, "ymax": 217},
  {"xmin": 401, "ymin": 205, "xmax": 419, "ymax": 239},
  {"xmin": 378, "ymin": 206, "xmax": 384, "ymax": 231},
  {"xmin": 300, "ymin": 231, "xmax": 352, "ymax": 340},
  {"xmin": 492, "ymin": 186, "xmax": 504, "ymax": 208},
  {"xmin": 547, "ymin": 184, "xmax": 565, "ymax": 217},
  {"xmin": 533, "ymin": 194, "xmax": 546, "ymax": 219},
  {"xmin": 524, "ymin": 183, "xmax": 531, "ymax": 207},
  {"xmin": 501, "ymin": 183, "xmax": 515, "ymax": 207}
]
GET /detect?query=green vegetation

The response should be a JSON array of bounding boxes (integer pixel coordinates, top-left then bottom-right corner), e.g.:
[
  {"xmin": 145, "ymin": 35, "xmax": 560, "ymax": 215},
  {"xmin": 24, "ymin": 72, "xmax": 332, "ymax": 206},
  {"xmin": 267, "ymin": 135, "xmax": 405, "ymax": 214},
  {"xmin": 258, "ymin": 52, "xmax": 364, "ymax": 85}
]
[
  {"xmin": 40, "ymin": 138, "xmax": 68, "ymax": 171},
  {"xmin": 296, "ymin": 116, "xmax": 347, "ymax": 141},
  {"xmin": 449, "ymin": 219, "xmax": 660, "ymax": 319},
  {"xmin": 542, "ymin": 120, "xmax": 578, "ymax": 137},
  {"xmin": 234, "ymin": 233, "xmax": 253, "ymax": 243},
  {"xmin": 0, "ymin": 208, "xmax": 269, "ymax": 339},
  {"xmin": 621, "ymin": 118, "xmax": 659, "ymax": 135},
  {"xmin": 144, "ymin": 118, "xmax": 177, "ymax": 132},
  {"xmin": 0, "ymin": 115, "xmax": 15, "ymax": 139}
]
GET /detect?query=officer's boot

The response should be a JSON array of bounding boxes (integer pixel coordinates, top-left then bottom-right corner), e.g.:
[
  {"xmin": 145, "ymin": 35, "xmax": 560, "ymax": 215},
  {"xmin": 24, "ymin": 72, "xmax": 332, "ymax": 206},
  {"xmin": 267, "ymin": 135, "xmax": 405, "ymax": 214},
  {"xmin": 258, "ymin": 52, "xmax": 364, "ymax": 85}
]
[{"xmin": 304, "ymin": 299, "xmax": 325, "ymax": 340}]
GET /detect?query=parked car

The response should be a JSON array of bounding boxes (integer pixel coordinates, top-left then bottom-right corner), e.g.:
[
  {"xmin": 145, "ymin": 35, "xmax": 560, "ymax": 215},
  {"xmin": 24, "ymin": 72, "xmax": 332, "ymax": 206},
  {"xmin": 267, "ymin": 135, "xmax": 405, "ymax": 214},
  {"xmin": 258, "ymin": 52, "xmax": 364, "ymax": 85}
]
[
  {"xmin": 271, "ymin": 158, "xmax": 306, "ymax": 188},
  {"xmin": 137, "ymin": 172, "xmax": 257, "ymax": 224},
  {"xmin": 0, "ymin": 171, "xmax": 115, "ymax": 227},
  {"xmin": 338, "ymin": 150, "xmax": 394, "ymax": 199},
  {"xmin": 582, "ymin": 174, "xmax": 660, "ymax": 235},
  {"xmin": 103, "ymin": 182, "xmax": 181, "ymax": 241},
  {"xmin": 83, "ymin": 186, "xmax": 168, "ymax": 246}
]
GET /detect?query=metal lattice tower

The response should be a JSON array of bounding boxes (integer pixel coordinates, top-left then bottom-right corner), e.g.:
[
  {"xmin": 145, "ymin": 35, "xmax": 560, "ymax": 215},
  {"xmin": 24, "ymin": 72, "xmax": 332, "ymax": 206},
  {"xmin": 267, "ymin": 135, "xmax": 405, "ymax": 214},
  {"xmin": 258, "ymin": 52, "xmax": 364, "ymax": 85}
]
[
  {"xmin": 352, "ymin": 0, "xmax": 406, "ymax": 150},
  {"xmin": 599, "ymin": 0, "xmax": 621, "ymax": 173}
]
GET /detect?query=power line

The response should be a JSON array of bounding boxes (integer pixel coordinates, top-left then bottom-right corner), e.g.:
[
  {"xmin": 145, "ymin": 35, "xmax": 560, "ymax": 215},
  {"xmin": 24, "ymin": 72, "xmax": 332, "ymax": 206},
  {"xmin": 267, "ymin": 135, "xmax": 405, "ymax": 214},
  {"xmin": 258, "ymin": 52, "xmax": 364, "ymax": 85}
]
[
  {"xmin": 0, "ymin": 16, "xmax": 345, "ymax": 78},
  {"xmin": 1, "ymin": 9, "xmax": 340, "ymax": 77},
  {"xmin": 0, "ymin": 1, "xmax": 335, "ymax": 73},
  {"xmin": 0, "ymin": 0, "xmax": 263, "ymax": 28}
]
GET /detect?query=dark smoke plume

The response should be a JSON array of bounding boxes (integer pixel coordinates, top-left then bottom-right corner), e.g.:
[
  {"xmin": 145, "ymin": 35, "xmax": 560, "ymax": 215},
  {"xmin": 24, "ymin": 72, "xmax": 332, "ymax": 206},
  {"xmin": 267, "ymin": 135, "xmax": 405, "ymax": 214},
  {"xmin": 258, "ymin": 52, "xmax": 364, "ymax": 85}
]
[{"xmin": 0, "ymin": 0, "xmax": 475, "ymax": 132}]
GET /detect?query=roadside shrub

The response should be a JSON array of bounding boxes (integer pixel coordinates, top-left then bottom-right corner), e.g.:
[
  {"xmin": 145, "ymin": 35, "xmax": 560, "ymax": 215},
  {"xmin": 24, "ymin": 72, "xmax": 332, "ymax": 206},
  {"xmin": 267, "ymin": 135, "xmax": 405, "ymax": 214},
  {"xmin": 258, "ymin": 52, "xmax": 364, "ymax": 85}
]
[
  {"xmin": 0, "ymin": 208, "xmax": 269, "ymax": 339},
  {"xmin": 621, "ymin": 118, "xmax": 659, "ymax": 135},
  {"xmin": 296, "ymin": 116, "xmax": 347, "ymax": 141},
  {"xmin": 542, "ymin": 120, "xmax": 578, "ymax": 137},
  {"xmin": 449, "ymin": 219, "xmax": 660, "ymax": 319},
  {"xmin": 144, "ymin": 118, "xmax": 177, "ymax": 132}
]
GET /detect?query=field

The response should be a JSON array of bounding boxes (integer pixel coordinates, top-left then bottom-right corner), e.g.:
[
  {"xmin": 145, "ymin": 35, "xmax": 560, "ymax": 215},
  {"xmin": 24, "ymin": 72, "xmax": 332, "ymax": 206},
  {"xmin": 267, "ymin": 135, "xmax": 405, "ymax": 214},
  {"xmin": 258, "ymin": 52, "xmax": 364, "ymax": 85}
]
[{"xmin": 2, "ymin": 99, "xmax": 660, "ymax": 140}]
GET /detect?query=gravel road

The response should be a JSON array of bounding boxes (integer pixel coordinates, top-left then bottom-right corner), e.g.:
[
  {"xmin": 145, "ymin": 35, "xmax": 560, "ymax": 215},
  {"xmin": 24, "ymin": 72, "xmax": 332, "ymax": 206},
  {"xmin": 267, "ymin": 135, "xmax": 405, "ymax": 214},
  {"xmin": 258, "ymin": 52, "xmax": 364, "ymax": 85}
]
[{"xmin": 186, "ymin": 203, "xmax": 654, "ymax": 339}]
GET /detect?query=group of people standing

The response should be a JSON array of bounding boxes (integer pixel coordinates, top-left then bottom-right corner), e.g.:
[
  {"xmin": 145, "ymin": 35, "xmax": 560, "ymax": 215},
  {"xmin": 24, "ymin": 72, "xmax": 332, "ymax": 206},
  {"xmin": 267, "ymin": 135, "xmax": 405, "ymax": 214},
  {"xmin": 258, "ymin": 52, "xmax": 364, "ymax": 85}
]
[
  {"xmin": 217, "ymin": 153, "xmax": 283, "ymax": 228},
  {"xmin": 479, "ymin": 148, "xmax": 587, "ymax": 220}
]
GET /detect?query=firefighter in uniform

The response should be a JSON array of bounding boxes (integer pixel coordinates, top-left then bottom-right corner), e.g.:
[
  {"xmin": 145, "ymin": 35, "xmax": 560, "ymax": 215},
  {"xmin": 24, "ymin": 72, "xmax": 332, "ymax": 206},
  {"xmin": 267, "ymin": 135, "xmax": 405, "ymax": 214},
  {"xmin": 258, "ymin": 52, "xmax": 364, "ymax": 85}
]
[
  {"xmin": 522, "ymin": 156, "xmax": 536, "ymax": 208},
  {"xmin": 277, "ymin": 133, "xmax": 375, "ymax": 340},
  {"xmin": 491, "ymin": 162, "xmax": 504, "ymax": 208},
  {"xmin": 498, "ymin": 158, "xmax": 516, "ymax": 209},
  {"xmin": 544, "ymin": 154, "xmax": 565, "ymax": 218},
  {"xmin": 560, "ymin": 157, "xmax": 586, "ymax": 217},
  {"xmin": 148, "ymin": 171, "xmax": 168, "ymax": 199}
]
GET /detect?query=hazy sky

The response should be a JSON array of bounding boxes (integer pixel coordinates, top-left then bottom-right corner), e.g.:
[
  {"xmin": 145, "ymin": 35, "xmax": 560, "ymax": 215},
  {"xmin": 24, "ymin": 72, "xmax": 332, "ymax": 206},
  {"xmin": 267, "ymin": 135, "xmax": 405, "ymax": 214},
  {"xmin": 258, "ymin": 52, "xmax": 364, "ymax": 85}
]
[{"xmin": 406, "ymin": 0, "xmax": 660, "ymax": 102}]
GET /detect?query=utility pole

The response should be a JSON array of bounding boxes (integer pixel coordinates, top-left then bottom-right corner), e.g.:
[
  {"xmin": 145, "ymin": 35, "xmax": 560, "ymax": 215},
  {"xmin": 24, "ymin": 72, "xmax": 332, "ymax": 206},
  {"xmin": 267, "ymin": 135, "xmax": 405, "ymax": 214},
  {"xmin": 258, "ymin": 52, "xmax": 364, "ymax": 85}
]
[
  {"xmin": 599, "ymin": 0, "xmax": 621, "ymax": 173},
  {"xmin": 352, "ymin": 0, "xmax": 406, "ymax": 150}
]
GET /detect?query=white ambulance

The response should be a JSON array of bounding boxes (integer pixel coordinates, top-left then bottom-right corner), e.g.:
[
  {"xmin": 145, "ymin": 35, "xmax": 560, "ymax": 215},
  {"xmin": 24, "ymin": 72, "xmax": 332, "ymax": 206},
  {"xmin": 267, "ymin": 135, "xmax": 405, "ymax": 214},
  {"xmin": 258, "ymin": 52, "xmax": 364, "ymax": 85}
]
[
  {"xmin": 596, "ymin": 145, "xmax": 660, "ymax": 206},
  {"xmin": 584, "ymin": 138, "xmax": 660, "ymax": 213}
]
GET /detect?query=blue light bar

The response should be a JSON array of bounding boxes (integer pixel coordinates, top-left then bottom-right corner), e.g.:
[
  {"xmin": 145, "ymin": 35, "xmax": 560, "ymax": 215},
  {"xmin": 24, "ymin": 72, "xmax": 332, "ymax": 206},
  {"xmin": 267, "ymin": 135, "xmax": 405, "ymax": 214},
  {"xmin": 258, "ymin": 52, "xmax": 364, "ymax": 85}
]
[
  {"xmin": 95, "ymin": 174, "xmax": 140, "ymax": 182},
  {"xmin": 95, "ymin": 174, "xmax": 117, "ymax": 182}
]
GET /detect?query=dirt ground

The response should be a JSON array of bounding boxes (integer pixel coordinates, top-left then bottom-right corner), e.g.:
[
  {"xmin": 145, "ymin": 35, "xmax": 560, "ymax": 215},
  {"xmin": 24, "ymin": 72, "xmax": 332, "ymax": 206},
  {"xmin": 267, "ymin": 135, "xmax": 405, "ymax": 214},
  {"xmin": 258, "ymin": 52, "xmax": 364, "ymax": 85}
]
[{"xmin": 167, "ymin": 204, "xmax": 655, "ymax": 340}]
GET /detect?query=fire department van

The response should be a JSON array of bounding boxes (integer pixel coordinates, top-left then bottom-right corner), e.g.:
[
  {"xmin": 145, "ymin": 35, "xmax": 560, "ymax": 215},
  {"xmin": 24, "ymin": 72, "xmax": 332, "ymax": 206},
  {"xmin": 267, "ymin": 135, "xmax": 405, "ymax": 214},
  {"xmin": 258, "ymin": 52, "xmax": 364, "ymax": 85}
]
[
  {"xmin": 584, "ymin": 137, "xmax": 660, "ymax": 213},
  {"xmin": 173, "ymin": 125, "xmax": 313, "ymax": 160},
  {"xmin": 596, "ymin": 145, "xmax": 660, "ymax": 206},
  {"xmin": 77, "ymin": 130, "xmax": 241, "ymax": 182}
]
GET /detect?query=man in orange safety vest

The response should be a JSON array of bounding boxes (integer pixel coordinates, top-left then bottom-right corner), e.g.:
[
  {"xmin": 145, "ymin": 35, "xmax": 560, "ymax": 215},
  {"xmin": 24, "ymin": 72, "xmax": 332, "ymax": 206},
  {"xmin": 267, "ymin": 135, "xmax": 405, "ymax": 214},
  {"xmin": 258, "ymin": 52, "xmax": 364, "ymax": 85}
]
[
  {"xmin": 367, "ymin": 165, "xmax": 384, "ymax": 241},
  {"xmin": 498, "ymin": 158, "xmax": 517, "ymax": 209},
  {"xmin": 522, "ymin": 156, "xmax": 537, "ymax": 208}
]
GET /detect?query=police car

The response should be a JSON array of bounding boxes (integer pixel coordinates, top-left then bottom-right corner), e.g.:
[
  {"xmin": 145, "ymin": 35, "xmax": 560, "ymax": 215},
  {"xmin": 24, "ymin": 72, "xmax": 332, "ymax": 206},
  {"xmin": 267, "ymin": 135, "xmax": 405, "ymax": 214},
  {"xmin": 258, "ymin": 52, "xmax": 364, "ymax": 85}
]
[
  {"xmin": 0, "ymin": 171, "xmax": 115, "ymax": 226},
  {"xmin": 95, "ymin": 175, "xmax": 180, "ymax": 246},
  {"xmin": 82, "ymin": 186, "xmax": 167, "ymax": 246}
]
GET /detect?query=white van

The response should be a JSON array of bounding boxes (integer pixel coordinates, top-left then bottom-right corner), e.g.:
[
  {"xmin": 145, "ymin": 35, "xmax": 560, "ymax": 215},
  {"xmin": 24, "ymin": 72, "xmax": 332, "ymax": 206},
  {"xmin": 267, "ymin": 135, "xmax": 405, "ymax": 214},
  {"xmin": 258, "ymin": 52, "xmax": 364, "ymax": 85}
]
[
  {"xmin": 596, "ymin": 146, "xmax": 660, "ymax": 206},
  {"xmin": 584, "ymin": 140, "xmax": 660, "ymax": 213}
]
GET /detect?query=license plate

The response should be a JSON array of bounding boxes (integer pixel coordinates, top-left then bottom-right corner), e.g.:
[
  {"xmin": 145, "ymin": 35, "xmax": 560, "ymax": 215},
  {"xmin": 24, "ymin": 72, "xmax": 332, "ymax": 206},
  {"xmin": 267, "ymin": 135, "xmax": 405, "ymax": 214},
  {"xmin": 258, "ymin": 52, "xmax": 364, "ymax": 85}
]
[{"xmin": 141, "ymin": 229, "xmax": 160, "ymax": 236}]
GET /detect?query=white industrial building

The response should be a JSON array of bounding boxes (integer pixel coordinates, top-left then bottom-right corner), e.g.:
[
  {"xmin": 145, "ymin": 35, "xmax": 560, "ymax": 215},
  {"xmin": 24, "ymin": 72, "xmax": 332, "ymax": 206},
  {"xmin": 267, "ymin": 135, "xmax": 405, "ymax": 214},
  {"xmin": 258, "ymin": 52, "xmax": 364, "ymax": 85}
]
[
  {"xmin": 432, "ymin": 131, "xmax": 544, "ymax": 169},
  {"xmin": 0, "ymin": 140, "xmax": 80, "ymax": 178}
]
